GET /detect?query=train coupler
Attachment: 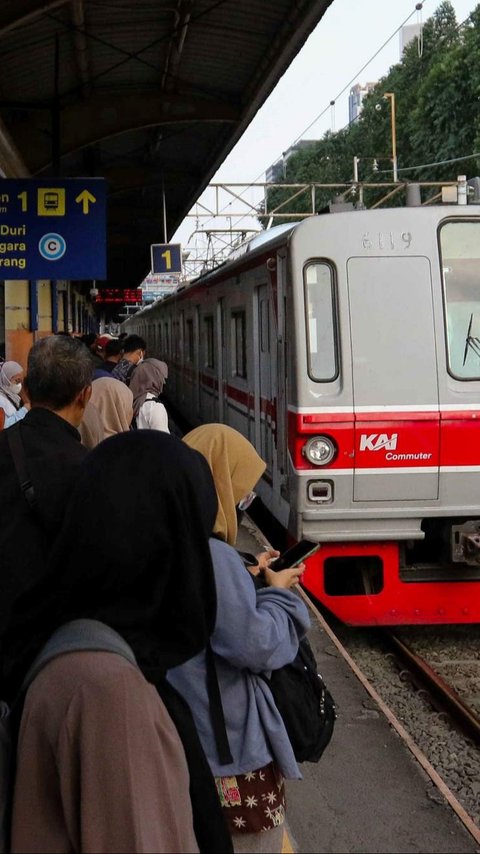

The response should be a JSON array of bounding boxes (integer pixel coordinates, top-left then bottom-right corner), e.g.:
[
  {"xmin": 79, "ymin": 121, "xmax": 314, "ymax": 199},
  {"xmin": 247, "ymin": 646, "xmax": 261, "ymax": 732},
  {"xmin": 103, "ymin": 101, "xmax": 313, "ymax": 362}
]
[{"xmin": 451, "ymin": 521, "xmax": 480, "ymax": 565}]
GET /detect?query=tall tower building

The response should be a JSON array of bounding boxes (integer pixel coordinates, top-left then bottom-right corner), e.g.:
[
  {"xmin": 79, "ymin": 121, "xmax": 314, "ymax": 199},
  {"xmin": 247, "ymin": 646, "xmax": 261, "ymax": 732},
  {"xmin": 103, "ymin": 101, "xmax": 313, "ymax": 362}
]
[{"xmin": 400, "ymin": 23, "xmax": 422, "ymax": 55}]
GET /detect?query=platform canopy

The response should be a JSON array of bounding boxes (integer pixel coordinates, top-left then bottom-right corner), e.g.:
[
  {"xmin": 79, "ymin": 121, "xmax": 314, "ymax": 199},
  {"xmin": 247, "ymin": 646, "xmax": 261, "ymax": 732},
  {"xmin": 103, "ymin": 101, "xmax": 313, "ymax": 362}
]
[{"xmin": 0, "ymin": 0, "xmax": 333, "ymax": 288}]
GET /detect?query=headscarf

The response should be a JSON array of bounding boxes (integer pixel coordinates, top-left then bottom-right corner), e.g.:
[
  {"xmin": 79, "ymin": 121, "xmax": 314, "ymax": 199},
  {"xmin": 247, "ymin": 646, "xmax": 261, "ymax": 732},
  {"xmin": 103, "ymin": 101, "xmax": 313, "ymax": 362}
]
[
  {"xmin": 183, "ymin": 423, "xmax": 266, "ymax": 545},
  {"xmin": 90, "ymin": 376, "xmax": 133, "ymax": 437},
  {"xmin": 129, "ymin": 358, "xmax": 168, "ymax": 418},
  {"xmin": 0, "ymin": 360, "xmax": 23, "ymax": 408},
  {"xmin": 78, "ymin": 400, "xmax": 104, "ymax": 449},
  {"xmin": 2, "ymin": 430, "xmax": 218, "ymax": 688},
  {"xmin": 1, "ymin": 431, "xmax": 231, "ymax": 853}
]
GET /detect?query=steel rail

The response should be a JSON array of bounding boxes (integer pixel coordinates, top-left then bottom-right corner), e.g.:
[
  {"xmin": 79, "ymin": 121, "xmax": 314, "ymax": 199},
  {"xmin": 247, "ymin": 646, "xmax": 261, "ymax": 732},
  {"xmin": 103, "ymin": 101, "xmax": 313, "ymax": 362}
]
[{"xmin": 384, "ymin": 631, "xmax": 480, "ymax": 746}]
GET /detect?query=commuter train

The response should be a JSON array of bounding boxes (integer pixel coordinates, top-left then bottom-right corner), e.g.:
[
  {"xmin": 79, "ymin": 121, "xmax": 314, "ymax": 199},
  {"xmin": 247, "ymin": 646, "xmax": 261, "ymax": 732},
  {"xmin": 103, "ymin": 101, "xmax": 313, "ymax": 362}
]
[{"xmin": 124, "ymin": 204, "xmax": 480, "ymax": 626}]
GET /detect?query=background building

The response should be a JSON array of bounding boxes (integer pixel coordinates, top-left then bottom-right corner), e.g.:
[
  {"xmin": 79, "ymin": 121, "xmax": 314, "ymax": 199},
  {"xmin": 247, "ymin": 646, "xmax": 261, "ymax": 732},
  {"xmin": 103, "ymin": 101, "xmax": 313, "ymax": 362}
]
[
  {"xmin": 348, "ymin": 82, "xmax": 376, "ymax": 123},
  {"xmin": 265, "ymin": 140, "xmax": 318, "ymax": 182},
  {"xmin": 400, "ymin": 23, "xmax": 422, "ymax": 55}
]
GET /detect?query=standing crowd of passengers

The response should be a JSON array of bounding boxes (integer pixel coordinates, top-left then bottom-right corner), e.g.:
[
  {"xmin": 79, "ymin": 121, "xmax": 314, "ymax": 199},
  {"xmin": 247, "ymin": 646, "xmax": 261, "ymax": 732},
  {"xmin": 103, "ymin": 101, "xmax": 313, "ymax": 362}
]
[{"xmin": 0, "ymin": 333, "xmax": 311, "ymax": 854}]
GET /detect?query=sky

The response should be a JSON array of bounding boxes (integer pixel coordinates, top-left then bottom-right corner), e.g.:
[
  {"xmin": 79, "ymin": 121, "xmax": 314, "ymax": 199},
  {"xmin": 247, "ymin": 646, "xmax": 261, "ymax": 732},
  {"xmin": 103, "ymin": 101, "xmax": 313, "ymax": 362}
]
[{"xmin": 170, "ymin": 0, "xmax": 477, "ymax": 261}]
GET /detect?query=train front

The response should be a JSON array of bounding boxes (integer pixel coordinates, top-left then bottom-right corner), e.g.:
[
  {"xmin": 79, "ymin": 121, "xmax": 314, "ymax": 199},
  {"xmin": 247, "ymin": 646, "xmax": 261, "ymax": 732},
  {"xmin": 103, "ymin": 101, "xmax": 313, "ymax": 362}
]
[{"xmin": 287, "ymin": 205, "xmax": 480, "ymax": 625}]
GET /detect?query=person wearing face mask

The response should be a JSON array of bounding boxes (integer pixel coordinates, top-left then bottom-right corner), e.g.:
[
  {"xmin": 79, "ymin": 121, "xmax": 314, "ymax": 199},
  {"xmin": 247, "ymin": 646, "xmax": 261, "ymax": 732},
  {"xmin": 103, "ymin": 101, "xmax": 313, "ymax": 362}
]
[
  {"xmin": 169, "ymin": 423, "xmax": 310, "ymax": 854},
  {"xmin": 0, "ymin": 361, "xmax": 25, "ymax": 420},
  {"xmin": 110, "ymin": 334, "xmax": 146, "ymax": 386}
]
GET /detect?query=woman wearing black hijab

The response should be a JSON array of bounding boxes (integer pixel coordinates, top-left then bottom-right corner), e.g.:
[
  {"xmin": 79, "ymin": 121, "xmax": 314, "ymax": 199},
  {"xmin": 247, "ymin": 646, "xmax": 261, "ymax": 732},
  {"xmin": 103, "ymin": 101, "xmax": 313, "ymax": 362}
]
[{"xmin": 4, "ymin": 431, "xmax": 232, "ymax": 854}]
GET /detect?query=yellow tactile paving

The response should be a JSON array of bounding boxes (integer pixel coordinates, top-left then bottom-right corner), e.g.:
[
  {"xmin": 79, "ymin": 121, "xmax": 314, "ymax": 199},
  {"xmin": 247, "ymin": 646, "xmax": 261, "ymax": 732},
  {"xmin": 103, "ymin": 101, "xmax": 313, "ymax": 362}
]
[{"xmin": 282, "ymin": 828, "xmax": 294, "ymax": 853}]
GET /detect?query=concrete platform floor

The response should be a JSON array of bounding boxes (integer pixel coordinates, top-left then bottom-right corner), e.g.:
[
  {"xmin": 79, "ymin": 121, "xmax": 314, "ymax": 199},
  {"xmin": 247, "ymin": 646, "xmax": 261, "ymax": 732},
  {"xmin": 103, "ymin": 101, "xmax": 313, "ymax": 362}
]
[{"xmin": 236, "ymin": 517, "xmax": 479, "ymax": 854}]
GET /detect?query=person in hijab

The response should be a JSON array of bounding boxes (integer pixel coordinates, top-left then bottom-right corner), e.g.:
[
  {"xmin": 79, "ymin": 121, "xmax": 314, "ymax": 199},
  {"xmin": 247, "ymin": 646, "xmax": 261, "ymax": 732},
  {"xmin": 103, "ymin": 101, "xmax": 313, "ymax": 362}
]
[
  {"xmin": 129, "ymin": 358, "xmax": 169, "ymax": 432},
  {"xmin": 77, "ymin": 399, "xmax": 104, "ymax": 449},
  {"xmin": 4, "ymin": 431, "xmax": 232, "ymax": 854},
  {"xmin": 0, "ymin": 360, "xmax": 24, "ymax": 419},
  {"xmin": 169, "ymin": 423, "xmax": 310, "ymax": 854},
  {"xmin": 90, "ymin": 376, "xmax": 133, "ymax": 438}
]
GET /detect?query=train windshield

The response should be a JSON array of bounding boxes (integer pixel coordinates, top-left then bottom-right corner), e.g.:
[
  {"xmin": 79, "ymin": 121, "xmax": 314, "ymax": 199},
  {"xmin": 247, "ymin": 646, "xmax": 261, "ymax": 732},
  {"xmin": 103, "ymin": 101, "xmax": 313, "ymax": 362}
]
[
  {"xmin": 304, "ymin": 261, "xmax": 338, "ymax": 381},
  {"xmin": 440, "ymin": 221, "xmax": 480, "ymax": 380}
]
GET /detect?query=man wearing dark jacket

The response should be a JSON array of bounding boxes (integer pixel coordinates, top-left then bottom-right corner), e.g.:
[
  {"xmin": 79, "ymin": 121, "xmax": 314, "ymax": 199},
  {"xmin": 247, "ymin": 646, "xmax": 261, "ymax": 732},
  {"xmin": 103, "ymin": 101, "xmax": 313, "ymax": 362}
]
[{"xmin": 0, "ymin": 336, "xmax": 93, "ymax": 637}]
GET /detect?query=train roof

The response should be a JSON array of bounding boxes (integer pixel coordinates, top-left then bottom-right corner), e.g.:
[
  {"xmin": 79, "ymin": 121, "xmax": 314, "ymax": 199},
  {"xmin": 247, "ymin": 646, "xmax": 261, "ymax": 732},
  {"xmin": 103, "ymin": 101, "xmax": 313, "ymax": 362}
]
[
  {"xmin": 127, "ymin": 201, "xmax": 480, "ymax": 321},
  {"xmin": 228, "ymin": 222, "xmax": 297, "ymax": 260}
]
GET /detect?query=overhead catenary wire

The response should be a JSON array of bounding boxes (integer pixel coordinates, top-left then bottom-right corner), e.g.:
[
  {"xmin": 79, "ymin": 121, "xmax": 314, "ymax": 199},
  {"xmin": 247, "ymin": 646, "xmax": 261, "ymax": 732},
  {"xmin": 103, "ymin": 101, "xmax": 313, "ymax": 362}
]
[
  {"xmin": 202, "ymin": 1, "xmax": 430, "ymax": 234},
  {"xmin": 230, "ymin": 2, "xmax": 478, "ymax": 231},
  {"xmin": 378, "ymin": 151, "xmax": 480, "ymax": 174}
]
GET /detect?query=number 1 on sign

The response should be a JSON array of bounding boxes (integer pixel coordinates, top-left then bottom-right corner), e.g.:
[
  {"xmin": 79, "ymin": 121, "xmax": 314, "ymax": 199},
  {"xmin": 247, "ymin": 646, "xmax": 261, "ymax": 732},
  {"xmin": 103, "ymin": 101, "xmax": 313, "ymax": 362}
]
[
  {"xmin": 161, "ymin": 250, "xmax": 171, "ymax": 270},
  {"xmin": 17, "ymin": 191, "xmax": 27, "ymax": 212}
]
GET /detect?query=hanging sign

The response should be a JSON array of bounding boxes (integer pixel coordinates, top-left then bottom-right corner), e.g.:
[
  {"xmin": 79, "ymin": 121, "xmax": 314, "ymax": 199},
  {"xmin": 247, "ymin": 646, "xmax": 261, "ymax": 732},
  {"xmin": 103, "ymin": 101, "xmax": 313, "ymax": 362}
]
[
  {"xmin": 151, "ymin": 242, "xmax": 182, "ymax": 275},
  {"xmin": 0, "ymin": 178, "xmax": 106, "ymax": 279}
]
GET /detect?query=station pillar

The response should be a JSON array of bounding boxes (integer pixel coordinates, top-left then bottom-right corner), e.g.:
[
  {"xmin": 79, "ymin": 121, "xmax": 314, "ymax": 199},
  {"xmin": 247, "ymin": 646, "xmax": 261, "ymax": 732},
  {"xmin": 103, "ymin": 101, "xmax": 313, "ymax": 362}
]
[{"xmin": 4, "ymin": 281, "xmax": 33, "ymax": 366}]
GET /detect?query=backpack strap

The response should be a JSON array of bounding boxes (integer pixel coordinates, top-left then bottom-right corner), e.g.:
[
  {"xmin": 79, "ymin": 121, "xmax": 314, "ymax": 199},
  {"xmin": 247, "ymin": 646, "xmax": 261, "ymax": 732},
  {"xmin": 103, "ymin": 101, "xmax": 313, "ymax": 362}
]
[
  {"xmin": 21, "ymin": 619, "xmax": 234, "ymax": 766},
  {"xmin": 21, "ymin": 619, "xmax": 138, "ymax": 693},
  {"xmin": 205, "ymin": 642, "xmax": 233, "ymax": 766},
  {"xmin": 5, "ymin": 426, "xmax": 37, "ymax": 513}
]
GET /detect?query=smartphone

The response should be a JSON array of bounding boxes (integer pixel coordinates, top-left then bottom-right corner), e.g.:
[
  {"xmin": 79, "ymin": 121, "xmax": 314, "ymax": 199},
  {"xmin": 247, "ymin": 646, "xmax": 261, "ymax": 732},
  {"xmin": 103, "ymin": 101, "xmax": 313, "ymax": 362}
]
[{"xmin": 270, "ymin": 540, "xmax": 320, "ymax": 571}]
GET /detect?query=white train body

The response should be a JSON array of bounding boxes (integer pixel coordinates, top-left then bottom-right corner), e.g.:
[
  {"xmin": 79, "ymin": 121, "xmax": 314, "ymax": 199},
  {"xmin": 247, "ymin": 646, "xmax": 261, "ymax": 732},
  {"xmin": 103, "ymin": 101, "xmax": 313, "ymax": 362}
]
[{"xmin": 125, "ymin": 206, "xmax": 480, "ymax": 625}]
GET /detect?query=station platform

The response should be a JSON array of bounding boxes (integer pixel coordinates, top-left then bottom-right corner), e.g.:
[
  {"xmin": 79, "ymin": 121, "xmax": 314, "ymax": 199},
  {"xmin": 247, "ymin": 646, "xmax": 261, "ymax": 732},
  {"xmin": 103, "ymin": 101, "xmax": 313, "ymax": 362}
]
[{"xmin": 237, "ymin": 517, "xmax": 479, "ymax": 854}]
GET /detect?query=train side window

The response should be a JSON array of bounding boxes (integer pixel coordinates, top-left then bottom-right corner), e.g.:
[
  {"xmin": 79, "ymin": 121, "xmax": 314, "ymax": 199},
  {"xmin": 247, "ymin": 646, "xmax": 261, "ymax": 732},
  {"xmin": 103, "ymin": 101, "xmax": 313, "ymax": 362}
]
[
  {"xmin": 186, "ymin": 319, "xmax": 194, "ymax": 362},
  {"xmin": 439, "ymin": 220, "xmax": 480, "ymax": 380},
  {"xmin": 231, "ymin": 310, "xmax": 247, "ymax": 378},
  {"xmin": 164, "ymin": 322, "xmax": 169, "ymax": 355},
  {"xmin": 304, "ymin": 262, "xmax": 338, "ymax": 381},
  {"xmin": 174, "ymin": 320, "xmax": 181, "ymax": 361},
  {"xmin": 204, "ymin": 316, "xmax": 215, "ymax": 368},
  {"xmin": 157, "ymin": 323, "xmax": 162, "ymax": 352},
  {"xmin": 260, "ymin": 298, "xmax": 270, "ymax": 353}
]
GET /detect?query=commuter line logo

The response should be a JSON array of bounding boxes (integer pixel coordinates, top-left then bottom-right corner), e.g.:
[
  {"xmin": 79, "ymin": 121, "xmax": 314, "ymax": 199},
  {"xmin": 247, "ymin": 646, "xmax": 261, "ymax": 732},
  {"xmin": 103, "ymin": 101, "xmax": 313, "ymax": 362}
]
[
  {"xmin": 359, "ymin": 433, "xmax": 398, "ymax": 452},
  {"xmin": 39, "ymin": 233, "xmax": 66, "ymax": 261}
]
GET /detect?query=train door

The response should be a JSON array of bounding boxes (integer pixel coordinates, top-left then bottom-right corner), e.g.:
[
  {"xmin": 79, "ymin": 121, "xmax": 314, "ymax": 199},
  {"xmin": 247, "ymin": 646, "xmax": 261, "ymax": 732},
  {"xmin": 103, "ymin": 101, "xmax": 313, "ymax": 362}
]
[
  {"xmin": 275, "ymin": 250, "xmax": 287, "ymax": 477},
  {"xmin": 194, "ymin": 306, "xmax": 201, "ymax": 417},
  {"xmin": 256, "ymin": 284, "xmax": 274, "ymax": 475},
  {"xmin": 216, "ymin": 298, "xmax": 225, "ymax": 422},
  {"xmin": 347, "ymin": 256, "xmax": 440, "ymax": 501}
]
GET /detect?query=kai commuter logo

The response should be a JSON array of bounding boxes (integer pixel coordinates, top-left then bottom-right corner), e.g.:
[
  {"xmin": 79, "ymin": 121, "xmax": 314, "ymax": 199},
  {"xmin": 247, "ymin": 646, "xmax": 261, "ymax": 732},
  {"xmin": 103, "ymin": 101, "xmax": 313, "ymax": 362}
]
[{"xmin": 359, "ymin": 433, "xmax": 398, "ymax": 452}]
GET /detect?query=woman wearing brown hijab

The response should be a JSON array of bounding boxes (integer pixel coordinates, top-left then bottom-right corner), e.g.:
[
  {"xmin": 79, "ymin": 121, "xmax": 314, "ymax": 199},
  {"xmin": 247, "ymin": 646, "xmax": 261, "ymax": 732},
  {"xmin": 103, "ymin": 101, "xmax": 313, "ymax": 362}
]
[
  {"xmin": 169, "ymin": 423, "xmax": 310, "ymax": 854},
  {"xmin": 90, "ymin": 376, "xmax": 133, "ymax": 438},
  {"xmin": 129, "ymin": 358, "xmax": 169, "ymax": 432}
]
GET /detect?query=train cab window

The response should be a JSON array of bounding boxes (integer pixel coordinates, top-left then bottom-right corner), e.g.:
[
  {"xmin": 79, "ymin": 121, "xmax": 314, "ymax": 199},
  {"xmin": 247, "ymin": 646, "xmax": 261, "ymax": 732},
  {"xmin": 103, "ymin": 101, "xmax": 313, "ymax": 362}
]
[
  {"xmin": 204, "ymin": 316, "xmax": 215, "ymax": 368},
  {"xmin": 440, "ymin": 221, "xmax": 480, "ymax": 379},
  {"xmin": 304, "ymin": 262, "xmax": 338, "ymax": 381},
  {"xmin": 231, "ymin": 310, "xmax": 247, "ymax": 378}
]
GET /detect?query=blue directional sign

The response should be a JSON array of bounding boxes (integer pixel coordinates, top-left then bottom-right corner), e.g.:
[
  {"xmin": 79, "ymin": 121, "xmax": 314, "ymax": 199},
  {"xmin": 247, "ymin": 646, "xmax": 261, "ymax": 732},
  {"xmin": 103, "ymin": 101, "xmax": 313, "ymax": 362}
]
[
  {"xmin": 151, "ymin": 242, "xmax": 182, "ymax": 275},
  {"xmin": 0, "ymin": 178, "xmax": 106, "ymax": 279}
]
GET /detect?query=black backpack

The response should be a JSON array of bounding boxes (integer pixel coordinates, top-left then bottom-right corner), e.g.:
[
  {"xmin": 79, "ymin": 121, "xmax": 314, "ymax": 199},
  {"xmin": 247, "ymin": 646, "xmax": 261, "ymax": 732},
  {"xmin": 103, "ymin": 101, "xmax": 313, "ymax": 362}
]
[
  {"xmin": 207, "ymin": 556, "xmax": 337, "ymax": 766},
  {"xmin": 261, "ymin": 635, "xmax": 336, "ymax": 763}
]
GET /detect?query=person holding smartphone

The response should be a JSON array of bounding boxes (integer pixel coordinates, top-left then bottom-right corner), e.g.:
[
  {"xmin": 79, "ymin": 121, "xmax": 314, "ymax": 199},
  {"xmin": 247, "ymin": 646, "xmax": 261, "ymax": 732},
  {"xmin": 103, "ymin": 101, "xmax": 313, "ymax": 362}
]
[{"xmin": 169, "ymin": 423, "xmax": 310, "ymax": 854}]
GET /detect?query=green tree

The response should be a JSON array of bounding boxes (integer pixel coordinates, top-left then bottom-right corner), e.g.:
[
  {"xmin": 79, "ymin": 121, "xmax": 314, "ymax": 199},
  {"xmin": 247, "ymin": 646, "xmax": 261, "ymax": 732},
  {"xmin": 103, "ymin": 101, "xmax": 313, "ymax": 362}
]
[{"xmin": 260, "ymin": 1, "xmax": 480, "ymax": 224}]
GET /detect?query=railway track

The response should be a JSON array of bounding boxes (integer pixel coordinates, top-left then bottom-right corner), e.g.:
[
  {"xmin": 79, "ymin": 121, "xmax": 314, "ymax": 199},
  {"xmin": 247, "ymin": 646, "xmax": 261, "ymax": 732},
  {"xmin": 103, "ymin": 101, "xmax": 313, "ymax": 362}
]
[{"xmin": 383, "ymin": 629, "xmax": 480, "ymax": 746}]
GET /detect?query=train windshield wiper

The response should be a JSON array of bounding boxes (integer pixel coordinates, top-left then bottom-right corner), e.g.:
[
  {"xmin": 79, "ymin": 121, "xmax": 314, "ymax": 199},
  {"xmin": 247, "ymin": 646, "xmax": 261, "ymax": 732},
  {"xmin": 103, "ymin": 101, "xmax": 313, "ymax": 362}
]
[{"xmin": 462, "ymin": 313, "xmax": 480, "ymax": 365}]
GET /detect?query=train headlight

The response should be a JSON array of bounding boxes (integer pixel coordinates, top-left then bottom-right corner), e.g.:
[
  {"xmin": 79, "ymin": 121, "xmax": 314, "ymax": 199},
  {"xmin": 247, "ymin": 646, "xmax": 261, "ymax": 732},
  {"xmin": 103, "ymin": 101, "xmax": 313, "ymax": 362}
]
[{"xmin": 302, "ymin": 436, "xmax": 336, "ymax": 466}]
